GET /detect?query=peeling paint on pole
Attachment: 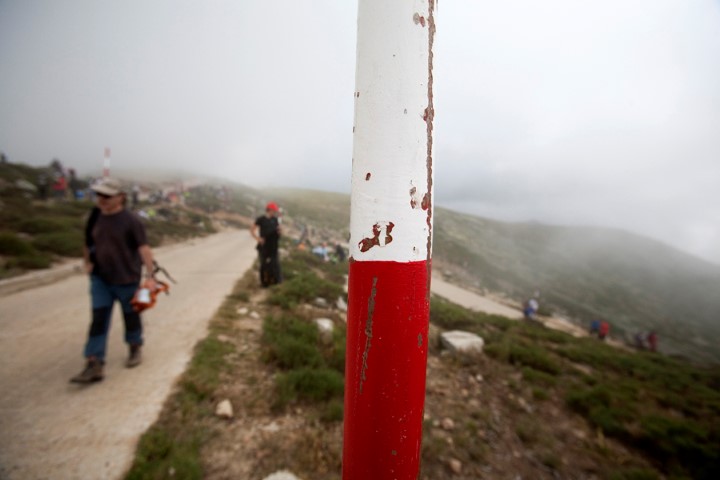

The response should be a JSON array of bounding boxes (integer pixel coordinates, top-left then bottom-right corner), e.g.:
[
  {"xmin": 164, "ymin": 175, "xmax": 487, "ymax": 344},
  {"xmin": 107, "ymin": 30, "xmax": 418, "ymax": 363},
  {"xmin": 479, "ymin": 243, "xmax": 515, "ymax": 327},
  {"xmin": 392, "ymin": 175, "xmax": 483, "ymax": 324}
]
[{"xmin": 343, "ymin": 1, "xmax": 435, "ymax": 479}]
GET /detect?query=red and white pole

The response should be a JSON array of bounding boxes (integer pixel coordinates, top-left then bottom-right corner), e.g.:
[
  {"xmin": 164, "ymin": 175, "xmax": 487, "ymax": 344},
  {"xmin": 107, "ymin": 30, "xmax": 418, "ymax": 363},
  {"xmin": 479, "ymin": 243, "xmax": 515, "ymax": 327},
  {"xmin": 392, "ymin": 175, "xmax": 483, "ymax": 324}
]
[
  {"xmin": 343, "ymin": 1, "xmax": 435, "ymax": 479},
  {"xmin": 103, "ymin": 147, "xmax": 111, "ymax": 178}
]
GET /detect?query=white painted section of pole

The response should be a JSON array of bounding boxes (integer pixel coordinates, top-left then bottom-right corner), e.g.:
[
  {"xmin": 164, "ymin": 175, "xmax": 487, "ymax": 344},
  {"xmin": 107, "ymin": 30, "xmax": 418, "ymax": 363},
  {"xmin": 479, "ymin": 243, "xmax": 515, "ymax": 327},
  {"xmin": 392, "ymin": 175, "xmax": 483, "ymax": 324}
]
[{"xmin": 349, "ymin": 0, "xmax": 435, "ymax": 264}]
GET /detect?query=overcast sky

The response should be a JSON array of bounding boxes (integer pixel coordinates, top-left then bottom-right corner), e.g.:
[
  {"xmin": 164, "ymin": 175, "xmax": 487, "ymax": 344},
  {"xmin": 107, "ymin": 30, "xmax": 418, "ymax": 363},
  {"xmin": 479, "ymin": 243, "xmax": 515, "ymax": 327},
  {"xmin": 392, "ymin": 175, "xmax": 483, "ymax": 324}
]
[{"xmin": 1, "ymin": 0, "xmax": 719, "ymax": 264}]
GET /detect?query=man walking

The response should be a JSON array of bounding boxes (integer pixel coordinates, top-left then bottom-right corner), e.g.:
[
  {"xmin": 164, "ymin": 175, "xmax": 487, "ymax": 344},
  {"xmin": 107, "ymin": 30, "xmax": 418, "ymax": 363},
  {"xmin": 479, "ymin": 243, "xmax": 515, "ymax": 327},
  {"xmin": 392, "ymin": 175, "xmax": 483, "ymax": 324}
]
[
  {"xmin": 71, "ymin": 177, "xmax": 157, "ymax": 383},
  {"xmin": 251, "ymin": 201, "xmax": 282, "ymax": 287}
]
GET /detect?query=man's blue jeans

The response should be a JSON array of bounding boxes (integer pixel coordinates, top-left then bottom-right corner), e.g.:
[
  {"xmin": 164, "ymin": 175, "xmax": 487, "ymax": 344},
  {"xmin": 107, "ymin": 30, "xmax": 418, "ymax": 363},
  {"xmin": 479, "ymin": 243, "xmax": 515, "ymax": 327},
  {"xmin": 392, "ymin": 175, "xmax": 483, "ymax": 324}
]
[{"xmin": 84, "ymin": 275, "xmax": 143, "ymax": 362}]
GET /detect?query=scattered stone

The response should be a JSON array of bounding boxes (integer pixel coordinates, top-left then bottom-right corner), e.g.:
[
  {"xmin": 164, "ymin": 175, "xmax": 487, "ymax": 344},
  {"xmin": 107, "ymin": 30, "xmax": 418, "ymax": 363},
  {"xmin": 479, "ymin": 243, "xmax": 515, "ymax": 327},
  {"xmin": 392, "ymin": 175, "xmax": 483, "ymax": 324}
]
[
  {"xmin": 215, "ymin": 399, "xmax": 234, "ymax": 419},
  {"xmin": 262, "ymin": 421, "xmax": 280, "ymax": 433},
  {"xmin": 449, "ymin": 458, "xmax": 462, "ymax": 474},
  {"xmin": 262, "ymin": 471, "xmax": 302, "ymax": 480},
  {"xmin": 517, "ymin": 397, "xmax": 533, "ymax": 414},
  {"xmin": 237, "ymin": 307, "xmax": 249, "ymax": 315},
  {"xmin": 217, "ymin": 334, "xmax": 231, "ymax": 343},
  {"xmin": 336, "ymin": 296, "xmax": 348, "ymax": 311},
  {"xmin": 315, "ymin": 318, "xmax": 334, "ymax": 344},
  {"xmin": 476, "ymin": 374, "xmax": 484, "ymax": 382},
  {"xmin": 313, "ymin": 297, "xmax": 328, "ymax": 308},
  {"xmin": 441, "ymin": 417, "xmax": 455, "ymax": 430},
  {"xmin": 440, "ymin": 330, "xmax": 484, "ymax": 354},
  {"xmin": 249, "ymin": 311, "xmax": 260, "ymax": 319}
]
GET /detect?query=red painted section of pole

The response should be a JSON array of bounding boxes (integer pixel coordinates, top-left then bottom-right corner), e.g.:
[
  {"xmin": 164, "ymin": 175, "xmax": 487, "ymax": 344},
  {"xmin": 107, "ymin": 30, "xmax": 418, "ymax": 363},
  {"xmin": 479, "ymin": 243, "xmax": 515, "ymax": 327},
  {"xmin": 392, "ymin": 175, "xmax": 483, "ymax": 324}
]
[{"xmin": 343, "ymin": 260, "xmax": 430, "ymax": 479}]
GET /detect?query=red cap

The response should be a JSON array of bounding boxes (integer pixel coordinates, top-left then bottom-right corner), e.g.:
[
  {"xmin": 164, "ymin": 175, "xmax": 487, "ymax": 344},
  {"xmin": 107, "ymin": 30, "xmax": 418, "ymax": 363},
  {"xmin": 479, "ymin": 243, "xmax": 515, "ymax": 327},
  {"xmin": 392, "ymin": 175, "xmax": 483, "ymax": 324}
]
[{"xmin": 266, "ymin": 201, "xmax": 279, "ymax": 212}]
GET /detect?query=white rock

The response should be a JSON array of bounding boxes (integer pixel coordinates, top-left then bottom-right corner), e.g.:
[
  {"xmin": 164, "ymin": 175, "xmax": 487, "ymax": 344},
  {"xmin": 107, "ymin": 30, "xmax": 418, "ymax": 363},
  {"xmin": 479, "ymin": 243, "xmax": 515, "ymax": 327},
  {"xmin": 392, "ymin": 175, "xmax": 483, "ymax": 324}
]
[
  {"xmin": 215, "ymin": 399, "xmax": 234, "ymax": 419},
  {"xmin": 315, "ymin": 318, "xmax": 334, "ymax": 344},
  {"xmin": 237, "ymin": 307, "xmax": 249, "ymax": 315},
  {"xmin": 336, "ymin": 296, "xmax": 348, "ymax": 311},
  {"xmin": 313, "ymin": 297, "xmax": 328, "ymax": 308},
  {"xmin": 441, "ymin": 417, "xmax": 455, "ymax": 430},
  {"xmin": 217, "ymin": 334, "xmax": 231, "ymax": 343},
  {"xmin": 262, "ymin": 421, "xmax": 280, "ymax": 433},
  {"xmin": 440, "ymin": 330, "xmax": 484, "ymax": 354},
  {"xmin": 263, "ymin": 471, "xmax": 302, "ymax": 480},
  {"xmin": 449, "ymin": 458, "xmax": 462, "ymax": 474},
  {"xmin": 249, "ymin": 311, "xmax": 260, "ymax": 319}
]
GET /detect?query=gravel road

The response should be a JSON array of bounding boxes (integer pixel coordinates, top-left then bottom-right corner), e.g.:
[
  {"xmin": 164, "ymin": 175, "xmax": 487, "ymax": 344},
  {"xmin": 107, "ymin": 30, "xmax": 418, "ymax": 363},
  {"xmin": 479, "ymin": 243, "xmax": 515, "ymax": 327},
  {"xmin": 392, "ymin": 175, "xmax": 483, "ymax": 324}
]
[{"xmin": 0, "ymin": 229, "xmax": 256, "ymax": 480}]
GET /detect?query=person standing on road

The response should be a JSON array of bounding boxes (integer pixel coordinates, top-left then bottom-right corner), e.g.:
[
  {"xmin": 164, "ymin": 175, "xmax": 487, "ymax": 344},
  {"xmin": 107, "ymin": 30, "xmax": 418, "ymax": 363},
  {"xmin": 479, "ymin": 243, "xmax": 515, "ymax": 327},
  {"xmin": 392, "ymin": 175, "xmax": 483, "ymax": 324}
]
[
  {"xmin": 71, "ymin": 177, "xmax": 157, "ymax": 384},
  {"xmin": 251, "ymin": 201, "xmax": 282, "ymax": 287}
]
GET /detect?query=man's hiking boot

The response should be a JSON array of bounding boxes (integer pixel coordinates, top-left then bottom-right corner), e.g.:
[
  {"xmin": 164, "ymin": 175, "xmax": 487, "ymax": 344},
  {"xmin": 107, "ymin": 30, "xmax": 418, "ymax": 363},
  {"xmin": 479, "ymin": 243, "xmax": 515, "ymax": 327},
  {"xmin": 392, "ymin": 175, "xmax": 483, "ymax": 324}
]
[
  {"xmin": 126, "ymin": 345, "xmax": 142, "ymax": 368},
  {"xmin": 70, "ymin": 358, "xmax": 104, "ymax": 384}
]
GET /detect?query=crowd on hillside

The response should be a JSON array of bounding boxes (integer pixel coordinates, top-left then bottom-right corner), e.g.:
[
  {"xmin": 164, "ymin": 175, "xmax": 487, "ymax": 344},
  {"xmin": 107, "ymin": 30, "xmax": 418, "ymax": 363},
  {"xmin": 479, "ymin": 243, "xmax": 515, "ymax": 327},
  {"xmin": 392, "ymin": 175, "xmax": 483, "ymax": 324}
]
[{"xmin": 523, "ymin": 294, "xmax": 659, "ymax": 351}]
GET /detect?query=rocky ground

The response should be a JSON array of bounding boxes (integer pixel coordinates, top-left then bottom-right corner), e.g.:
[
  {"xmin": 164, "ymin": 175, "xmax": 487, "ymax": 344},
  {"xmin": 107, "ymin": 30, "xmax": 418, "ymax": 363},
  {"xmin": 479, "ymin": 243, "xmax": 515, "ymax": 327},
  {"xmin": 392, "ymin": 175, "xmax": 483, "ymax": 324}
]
[{"xmin": 185, "ymin": 274, "xmax": 654, "ymax": 480}]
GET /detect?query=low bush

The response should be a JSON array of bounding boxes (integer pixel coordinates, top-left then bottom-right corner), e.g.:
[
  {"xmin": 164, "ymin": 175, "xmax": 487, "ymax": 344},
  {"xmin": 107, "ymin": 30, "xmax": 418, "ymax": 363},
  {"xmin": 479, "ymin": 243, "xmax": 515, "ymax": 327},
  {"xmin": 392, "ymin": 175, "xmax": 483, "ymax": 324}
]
[
  {"xmin": 266, "ymin": 271, "xmax": 343, "ymax": 310},
  {"xmin": 0, "ymin": 232, "xmax": 36, "ymax": 256},
  {"xmin": 275, "ymin": 367, "xmax": 344, "ymax": 406},
  {"xmin": 17, "ymin": 217, "xmax": 75, "ymax": 234},
  {"xmin": 32, "ymin": 231, "xmax": 84, "ymax": 257}
]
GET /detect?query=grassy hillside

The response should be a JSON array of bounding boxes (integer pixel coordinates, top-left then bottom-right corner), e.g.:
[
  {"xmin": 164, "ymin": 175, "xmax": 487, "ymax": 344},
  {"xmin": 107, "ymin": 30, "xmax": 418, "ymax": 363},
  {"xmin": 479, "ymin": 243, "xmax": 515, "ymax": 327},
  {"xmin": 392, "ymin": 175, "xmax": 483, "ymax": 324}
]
[
  {"xmin": 256, "ymin": 189, "xmax": 720, "ymax": 364},
  {"xmin": 434, "ymin": 209, "xmax": 720, "ymax": 363},
  {"xmin": 0, "ymin": 162, "xmax": 216, "ymax": 278}
]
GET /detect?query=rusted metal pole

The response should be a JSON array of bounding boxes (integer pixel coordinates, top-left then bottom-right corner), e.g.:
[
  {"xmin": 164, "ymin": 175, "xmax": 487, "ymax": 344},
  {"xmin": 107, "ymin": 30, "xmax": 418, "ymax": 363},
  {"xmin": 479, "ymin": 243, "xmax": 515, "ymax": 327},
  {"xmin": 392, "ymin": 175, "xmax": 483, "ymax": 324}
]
[{"xmin": 343, "ymin": 1, "xmax": 435, "ymax": 478}]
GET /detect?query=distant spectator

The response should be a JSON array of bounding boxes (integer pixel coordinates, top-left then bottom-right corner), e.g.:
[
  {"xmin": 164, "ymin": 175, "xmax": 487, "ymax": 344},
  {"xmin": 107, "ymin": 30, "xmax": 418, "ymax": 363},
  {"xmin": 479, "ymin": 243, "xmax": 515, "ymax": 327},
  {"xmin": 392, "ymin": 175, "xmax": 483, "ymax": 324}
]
[
  {"xmin": 312, "ymin": 242, "xmax": 329, "ymax": 262},
  {"xmin": 52, "ymin": 175, "xmax": 67, "ymax": 200},
  {"xmin": 589, "ymin": 319, "xmax": 601, "ymax": 335},
  {"xmin": 647, "ymin": 331, "xmax": 658, "ymax": 352},
  {"xmin": 634, "ymin": 331, "xmax": 647, "ymax": 349},
  {"xmin": 68, "ymin": 169, "xmax": 81, "ymax": 199},
  {"xmin": 523, "ymin": 297, "xmax": 539, "ymax": 321},
  {"xmin": 37, "ymin": 172, "xmax": 48, "ymax": 200},
  {"xmin": 131, "ymin": 184, "xmax": 140, "ymax": 209},
  {"xmin": 251, "ymin": 201, "xmax": 282, "ymax": 287},
  {"xmin": 598, "ymin": 320, "xmax": 610, "ymax": 340},
  {"xmin": 335, "ymin": 243, "xmax": 346, "ymax": 262}
]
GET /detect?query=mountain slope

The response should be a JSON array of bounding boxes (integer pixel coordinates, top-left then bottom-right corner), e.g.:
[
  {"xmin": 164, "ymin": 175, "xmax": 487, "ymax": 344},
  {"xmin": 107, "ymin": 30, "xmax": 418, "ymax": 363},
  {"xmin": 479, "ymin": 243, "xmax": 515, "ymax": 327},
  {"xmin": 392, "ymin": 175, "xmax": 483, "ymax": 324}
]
[{"xmin": 267, "ymin": 188, "xmax": 720, "ymax": 363}]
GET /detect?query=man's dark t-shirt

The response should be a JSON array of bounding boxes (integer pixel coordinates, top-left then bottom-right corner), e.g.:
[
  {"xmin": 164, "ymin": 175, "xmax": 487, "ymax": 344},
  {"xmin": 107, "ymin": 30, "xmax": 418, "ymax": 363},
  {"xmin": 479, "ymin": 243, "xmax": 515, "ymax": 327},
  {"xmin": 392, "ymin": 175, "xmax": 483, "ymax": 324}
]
[
  {"xmin": 255, "ymin": 215, "xmax": 280, "ymax": 257},
  {"xmin": 90, "ymin": 209, "xmax": 148, "ymax": 284}
]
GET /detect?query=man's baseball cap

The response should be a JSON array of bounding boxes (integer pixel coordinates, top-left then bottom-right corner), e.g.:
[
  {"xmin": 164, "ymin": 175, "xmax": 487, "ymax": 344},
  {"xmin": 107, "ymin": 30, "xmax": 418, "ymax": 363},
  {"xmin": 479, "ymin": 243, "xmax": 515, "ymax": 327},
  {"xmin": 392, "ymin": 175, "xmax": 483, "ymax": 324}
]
[
  {"xmin": 91, "ymin": 177, "xmax": 124, "ymax": 196},
  {"xmin": 266, "ymin": 201, "xmax": 279, "ymax": 212}
]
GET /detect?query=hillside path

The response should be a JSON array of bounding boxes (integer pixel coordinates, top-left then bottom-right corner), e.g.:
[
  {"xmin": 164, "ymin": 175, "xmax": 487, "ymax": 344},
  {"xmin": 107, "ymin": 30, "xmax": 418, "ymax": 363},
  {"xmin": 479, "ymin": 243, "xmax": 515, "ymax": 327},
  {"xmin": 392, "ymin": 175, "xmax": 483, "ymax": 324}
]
[
  {"xmin": 431, "ymin": 275, "xmax": 590, "ymax": 338},
  {"xmin": 431, "ymin": 275, "xmax": 523, "ymax": 319},
  {"xmin": 0, "ymin": 229, "xmax": 256, "ymax": 480}
]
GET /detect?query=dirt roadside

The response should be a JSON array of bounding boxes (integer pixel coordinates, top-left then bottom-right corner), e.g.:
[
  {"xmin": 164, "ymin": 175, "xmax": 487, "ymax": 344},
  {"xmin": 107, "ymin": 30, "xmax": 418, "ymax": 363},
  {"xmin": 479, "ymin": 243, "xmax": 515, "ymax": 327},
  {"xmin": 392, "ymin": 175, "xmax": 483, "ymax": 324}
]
[{"xmin": 0, "ymin": 229, "xmax": 257, "ymax": 480}]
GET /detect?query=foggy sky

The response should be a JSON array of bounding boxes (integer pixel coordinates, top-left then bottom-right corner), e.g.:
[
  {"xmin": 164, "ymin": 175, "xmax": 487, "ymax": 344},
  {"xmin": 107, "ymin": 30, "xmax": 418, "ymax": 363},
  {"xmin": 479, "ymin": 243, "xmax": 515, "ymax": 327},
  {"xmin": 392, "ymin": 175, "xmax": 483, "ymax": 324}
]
[{"xmin": 1, "ymin": 0, "xmax": 719, "ymax": 264}]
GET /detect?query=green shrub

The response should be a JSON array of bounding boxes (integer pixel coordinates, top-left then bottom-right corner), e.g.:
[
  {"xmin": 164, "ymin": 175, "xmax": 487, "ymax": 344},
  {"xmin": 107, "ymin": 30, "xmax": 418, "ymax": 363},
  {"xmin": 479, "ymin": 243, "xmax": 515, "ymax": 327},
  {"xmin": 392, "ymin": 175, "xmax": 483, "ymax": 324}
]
[
  {"xmin": 319, "ymin": 399, "xmax": 344, "ymax": 423},
  {"xmin": 262, "ymin": 315, "xmax": 323, "ymax": 369},
  {"xmin": 508, "ymin": 344, "xmax": 562, "ymax": 375},
  {"xmin": 0, "ymin": 232, "xmax": 35, "ymax": 256},
  {"xmin": 266, "ymin": 336, "xmax": 324, "ymax": 370},
  {"xmin": 430, "ymin": 296, "xmax": 477, "ymax": 330},
  {"xmin": 266, "ymin": 271, "xmax": 343, "ymax": 310},
  {"xmin": 32, "ymin": 231, "xmax": 83, "ymax": 257},
  {"xmin": 522, "ymin": 366, "xmax": 558, "ymax": 386},
  {"xmin": 7, "ymin": 253, "xmax": 52, "ymax": 270},
  {"xmin": 17, "ymin": 217, "xmax": 72, "ymax": 234},
  {"xmin": 276, "ymin": 367, "xmax": 344, "ymax": 406},
  {"xmin": 126, "ymin": 427, "xmax": 203, "ymax": 480}
]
